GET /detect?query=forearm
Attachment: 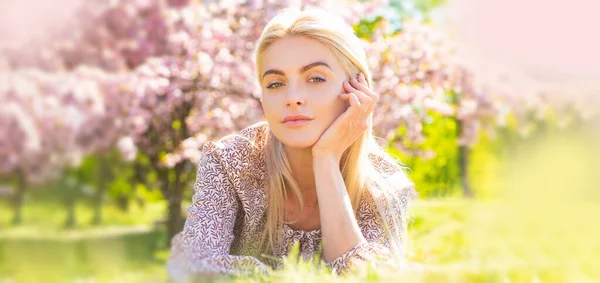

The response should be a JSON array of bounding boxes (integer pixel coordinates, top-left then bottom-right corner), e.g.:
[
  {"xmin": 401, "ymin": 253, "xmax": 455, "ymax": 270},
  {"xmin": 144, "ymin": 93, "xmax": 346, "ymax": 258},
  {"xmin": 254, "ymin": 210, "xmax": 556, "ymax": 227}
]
[{"xmin": 313, "ymin": 153, "xmax": 366, "ymax": 262}]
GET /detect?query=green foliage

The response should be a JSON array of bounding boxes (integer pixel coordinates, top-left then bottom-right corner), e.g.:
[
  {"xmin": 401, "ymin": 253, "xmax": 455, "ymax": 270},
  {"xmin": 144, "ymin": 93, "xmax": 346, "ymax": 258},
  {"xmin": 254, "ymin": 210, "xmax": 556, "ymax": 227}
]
[
  {"xmin": 0, "ymin": 192, "xmax": 165, "ymax": 229},
  {"xmin": 389, "ymin": 0, "xmax": 448, "ymax": 23},
  {"xmin": 388, "ymin": 112, "xmax": 462, "ymax": 198},
  {"xmin": 353, "ymin": 16, "xmax": 385, "ymax": 39},
  {"xmin": 172, "ymin": 119, "xmax": 181, "ymax": 130},
  {"xmin": 465, "ymin": 132, "xmax": 504, "ymax": 199},
  {"xmin": 412, "ymin": 0, "xmax": 448, "ymax": 15}
]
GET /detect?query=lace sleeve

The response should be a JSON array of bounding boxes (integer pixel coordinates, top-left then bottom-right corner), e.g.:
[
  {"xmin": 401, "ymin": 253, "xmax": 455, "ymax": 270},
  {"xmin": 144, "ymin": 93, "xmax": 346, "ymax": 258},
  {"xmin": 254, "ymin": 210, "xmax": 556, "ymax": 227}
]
[
  {"xmin": 166, "ymin": 141, "xmax": 269, "ymax": 282},
  {"xmin": 324, "ymin": 183, "xmax": 418, "ymax": 275}
]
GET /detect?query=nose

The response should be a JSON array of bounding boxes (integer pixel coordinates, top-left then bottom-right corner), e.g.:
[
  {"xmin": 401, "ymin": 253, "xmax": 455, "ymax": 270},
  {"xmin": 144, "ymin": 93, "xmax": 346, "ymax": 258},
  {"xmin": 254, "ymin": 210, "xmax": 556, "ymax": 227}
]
[
  {"xmin": 286, "ymin": 100, "xmax": 304, "ymax": 107},
  {"xmin": 285, "ymin": 89, "xmax": 305, "ymax": 108}
]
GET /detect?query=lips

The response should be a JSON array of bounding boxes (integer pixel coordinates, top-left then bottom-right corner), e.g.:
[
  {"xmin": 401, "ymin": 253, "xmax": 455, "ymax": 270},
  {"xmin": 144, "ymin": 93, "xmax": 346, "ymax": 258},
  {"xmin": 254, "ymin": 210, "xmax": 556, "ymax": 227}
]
[
  {"xmin": 281, "ymin": 114, "xmax": 313, "ymax": 123},
  {"xmin": 281, "ymin": 114, "xmax": 313, "ymax": 128}
]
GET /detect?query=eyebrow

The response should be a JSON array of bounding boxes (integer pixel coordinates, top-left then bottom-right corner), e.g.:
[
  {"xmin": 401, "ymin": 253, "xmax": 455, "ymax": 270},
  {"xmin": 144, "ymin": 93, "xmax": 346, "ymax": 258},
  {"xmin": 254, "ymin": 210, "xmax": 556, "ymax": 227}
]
[{"xmin": 262, "ymin": 61, "xmax": 332, "ymax": 80}]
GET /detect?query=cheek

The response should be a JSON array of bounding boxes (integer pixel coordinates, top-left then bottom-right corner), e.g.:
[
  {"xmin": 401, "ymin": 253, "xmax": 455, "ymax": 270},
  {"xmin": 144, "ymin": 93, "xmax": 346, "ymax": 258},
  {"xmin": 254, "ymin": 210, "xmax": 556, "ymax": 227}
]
[
  {"xmin": 321, "ymin": 99, "xmax": 346, "ymax": 121},
  {"xmin": 333, "ymin": 95, "xmax": 348, "ymax": 114},
  {"xmin": 319, "ymin": 85, "xmax": 347, "ymax": 117},
  {"xmin": 261, "ymin": 96, "xmax": 280, "ymax": 119}
]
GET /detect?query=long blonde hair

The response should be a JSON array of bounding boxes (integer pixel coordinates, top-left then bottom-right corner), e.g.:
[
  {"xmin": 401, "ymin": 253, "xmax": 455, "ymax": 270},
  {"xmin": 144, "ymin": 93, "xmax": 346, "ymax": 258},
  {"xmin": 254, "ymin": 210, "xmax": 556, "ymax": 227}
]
[{"xmin": 252, "ymin": 7, "xmax": 415, "ymax": 266}]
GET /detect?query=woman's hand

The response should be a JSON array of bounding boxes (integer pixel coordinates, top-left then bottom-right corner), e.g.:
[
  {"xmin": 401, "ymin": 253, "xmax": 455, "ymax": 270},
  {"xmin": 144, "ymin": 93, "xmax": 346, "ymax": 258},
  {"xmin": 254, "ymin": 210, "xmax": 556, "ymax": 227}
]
[{"xmin": 312, "ymin": 72, "xmax": 379, "ymax": 163}]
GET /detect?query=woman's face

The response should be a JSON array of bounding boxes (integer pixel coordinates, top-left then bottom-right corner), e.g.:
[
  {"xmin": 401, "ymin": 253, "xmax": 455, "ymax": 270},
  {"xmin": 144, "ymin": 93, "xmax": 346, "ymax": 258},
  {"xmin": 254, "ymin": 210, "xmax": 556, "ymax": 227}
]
[{"xmin": 260, "ymin": 36, "xmax": 349, "ymax": 149}]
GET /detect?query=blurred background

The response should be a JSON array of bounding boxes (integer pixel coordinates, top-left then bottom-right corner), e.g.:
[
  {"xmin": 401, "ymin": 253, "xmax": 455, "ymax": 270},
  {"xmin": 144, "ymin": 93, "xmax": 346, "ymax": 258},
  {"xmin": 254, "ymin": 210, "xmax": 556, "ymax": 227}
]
[{"xmin": 1, "ymin": 0, "xmax": 598, "ymax": 282}]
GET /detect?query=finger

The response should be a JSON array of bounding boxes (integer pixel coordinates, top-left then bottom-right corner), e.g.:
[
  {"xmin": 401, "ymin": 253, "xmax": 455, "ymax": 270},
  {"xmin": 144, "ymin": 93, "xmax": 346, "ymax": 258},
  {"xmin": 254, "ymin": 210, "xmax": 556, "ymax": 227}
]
[
  {"xmin": 349, "ymin": 78, "xmax": 374, "ymax": 108},
  {"xmin": 338, "ymin": 91, "xmax": 360, "ymax": 107},
  {"xmin": 345, "ymin": 80, "xmax": 372, "ymax": 117},
  {"xmin": 353, "ymin": 73, "xmax": 379, "ymax": 101},
  {"xmin": 340, "ymin": 92, "xmax": 368, "ymax": 132},
  {"xmin": 355, "ymin": 73, "xmax": 378, "ymax": 115},
  {"xmin": 343, "ymin": 92, "xmax": 361, "ymax": 120},
  {"xmin": 348, "ymin": 93, "xmax": 363, "ymax": 118},
  {"xmin": 348, "ymin": 92, "xmax": 371, "ymax": 131},
  {"xmin": 344, "ymin": 80, "xmax": 371, "ymax": 107},
  {"xmin": 355, "ymin": 75, "xmax": 378, "ymax": 102},
  {"xmin": 358, "ymin": 72, "xmax": 368, "ymax": 87}
]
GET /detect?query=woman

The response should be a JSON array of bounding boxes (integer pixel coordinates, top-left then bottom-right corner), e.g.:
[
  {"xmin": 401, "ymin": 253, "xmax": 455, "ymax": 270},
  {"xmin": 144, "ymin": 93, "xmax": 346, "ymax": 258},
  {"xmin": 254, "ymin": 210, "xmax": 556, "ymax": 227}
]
[{"xmin": 167, "ymin": 7, "xmax": 417, "ymax": 281}]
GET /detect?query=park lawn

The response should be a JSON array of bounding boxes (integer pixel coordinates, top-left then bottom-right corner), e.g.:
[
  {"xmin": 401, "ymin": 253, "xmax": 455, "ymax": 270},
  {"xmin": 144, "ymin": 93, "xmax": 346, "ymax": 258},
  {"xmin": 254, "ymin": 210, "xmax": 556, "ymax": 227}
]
[{"xmin": 1, "ymin": 199, "xmax": 599, "ymax": 282}]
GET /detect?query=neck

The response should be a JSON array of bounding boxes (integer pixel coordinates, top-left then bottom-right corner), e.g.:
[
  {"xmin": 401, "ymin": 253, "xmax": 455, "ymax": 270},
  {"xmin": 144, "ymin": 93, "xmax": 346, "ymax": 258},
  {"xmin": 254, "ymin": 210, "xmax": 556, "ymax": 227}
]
[{"xmin": 283, "ymin": 145, "xmax": 317, "ymax": 198}]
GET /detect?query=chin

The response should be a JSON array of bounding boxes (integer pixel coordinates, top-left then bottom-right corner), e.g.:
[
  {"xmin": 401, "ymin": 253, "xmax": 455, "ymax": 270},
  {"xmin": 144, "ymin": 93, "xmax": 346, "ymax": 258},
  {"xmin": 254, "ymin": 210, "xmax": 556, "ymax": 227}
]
[
  {"xmin": 280, "ymin": 139, "xmax": 316, "ymax": 149},
  {"xmin": 272, "ymin": 128, "xmax": 319, "ymax": 149}
]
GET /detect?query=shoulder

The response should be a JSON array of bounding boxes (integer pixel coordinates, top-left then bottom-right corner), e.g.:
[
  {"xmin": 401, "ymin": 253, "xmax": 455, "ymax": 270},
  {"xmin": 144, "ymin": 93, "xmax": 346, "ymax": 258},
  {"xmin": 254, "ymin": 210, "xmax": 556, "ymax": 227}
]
[
  {"xmin": 368, "ymin": 150, "xmax": 418, "ymax": 200},
  {"xmin": 199, "ymin": 121, "xmax": 270, "ymax": 177},
  {"xmin": 368, "ymin": 150, "xmax": 404, "ymax": 177},
  {"xmin": 201, "ymin": 121, "xmax": 268, "ymax": 155}
]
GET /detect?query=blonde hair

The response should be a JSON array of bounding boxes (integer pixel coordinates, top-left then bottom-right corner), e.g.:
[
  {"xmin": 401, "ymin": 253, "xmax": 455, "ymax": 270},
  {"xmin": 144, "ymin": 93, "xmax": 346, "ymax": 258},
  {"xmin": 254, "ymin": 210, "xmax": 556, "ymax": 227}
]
[{"xmin": 252, "ymin": 7, "xmax": 414, "ymax": 267}]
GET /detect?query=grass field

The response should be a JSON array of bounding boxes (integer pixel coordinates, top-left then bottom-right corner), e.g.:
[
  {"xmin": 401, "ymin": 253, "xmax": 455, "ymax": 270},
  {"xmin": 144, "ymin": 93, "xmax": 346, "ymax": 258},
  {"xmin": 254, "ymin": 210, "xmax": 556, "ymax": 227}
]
[{"xmin": 1, "ymin": 197, "xmax": 599, "ymax": 282}]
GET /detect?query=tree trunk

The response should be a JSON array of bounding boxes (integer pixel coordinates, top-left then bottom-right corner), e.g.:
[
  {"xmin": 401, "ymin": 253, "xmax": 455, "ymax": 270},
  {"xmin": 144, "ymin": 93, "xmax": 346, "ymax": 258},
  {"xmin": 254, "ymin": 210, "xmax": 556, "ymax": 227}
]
[
  {"xmin": 457, "ymin": 120, "xmax": 474, "ymax": 198},
  {"xmin": 92, "ymin": 156, "xmax": 110, "ymax": 225},
  {"xmin": 64, "ymin": 176, "xmax": 79, "ymax": 228},
  {"xmin": 132, "ymin": 160, "xmax": 146, "ymax": 209},
  {"xmin": 11, "ymin": 171, "xmax": 26, "ymax": 225},
  {"xmin": 116, "ymin": 195, "xmax": 129, "ymax": 211},
  {"xmin": 458, "ymin": 145, "xmax": 474, "ymax": 198},
  {"xmin": 166, "ymin": 162, "xmax": 185, "ymax": 247}
]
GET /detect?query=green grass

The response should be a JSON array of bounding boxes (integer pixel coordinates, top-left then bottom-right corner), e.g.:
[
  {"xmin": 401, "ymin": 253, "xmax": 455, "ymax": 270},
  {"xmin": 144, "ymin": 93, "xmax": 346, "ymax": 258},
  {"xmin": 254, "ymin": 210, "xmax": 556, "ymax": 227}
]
[
  {"xmin": 1, "ymin": 199, "xmax": 599, "ymax": 282},
  {"xmin": 0, "ymin": 228, "xmax": 166, "ymax": 282},
  {"xmin": 0, "ymin": 200, "xmax": 169, "ymax": 282},
  {"xmin": 0, "ymin": 199, "xmax": 167, "ymax": 230}
]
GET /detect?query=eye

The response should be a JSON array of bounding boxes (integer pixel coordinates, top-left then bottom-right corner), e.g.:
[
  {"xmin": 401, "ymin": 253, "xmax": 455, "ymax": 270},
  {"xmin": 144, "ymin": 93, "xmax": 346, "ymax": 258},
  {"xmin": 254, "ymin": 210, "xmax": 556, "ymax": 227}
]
[
  {"xmin": 309, "ymin": 77, "xmax": 326, "ymax": 83},
  {"xmin": 266, "ymin": 77, "xmax": 326, "ymax": 89},
  {"xmin": 266, "ymin": 82, "xmax": 284, "ymax": 89}
]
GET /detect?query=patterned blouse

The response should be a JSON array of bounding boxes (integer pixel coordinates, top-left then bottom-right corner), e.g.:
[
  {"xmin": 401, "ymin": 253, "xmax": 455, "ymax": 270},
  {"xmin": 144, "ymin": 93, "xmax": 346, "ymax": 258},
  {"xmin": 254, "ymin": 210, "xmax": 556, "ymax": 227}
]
[{"xmin": 166, "ymin": 121, "xmax": 418, "ymax": 281}]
